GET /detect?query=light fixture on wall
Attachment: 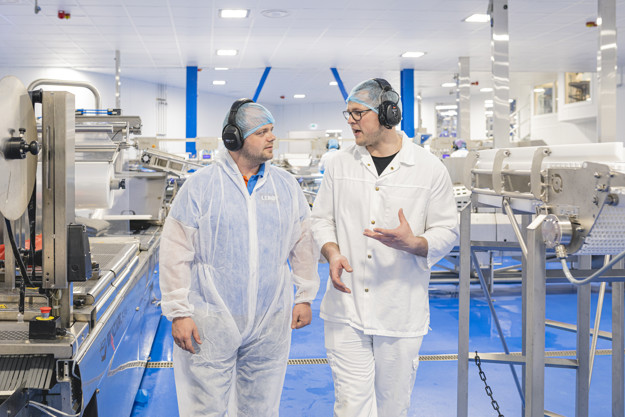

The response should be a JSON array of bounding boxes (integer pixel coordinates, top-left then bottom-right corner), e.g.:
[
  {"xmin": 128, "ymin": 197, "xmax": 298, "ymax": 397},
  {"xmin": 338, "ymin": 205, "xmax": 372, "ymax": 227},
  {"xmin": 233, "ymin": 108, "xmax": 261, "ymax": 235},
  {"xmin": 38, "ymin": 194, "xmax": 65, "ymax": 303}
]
[
  {"xmin": 214, "ymin": 67, "xmax": 229, "ymax": 71},
  {"xmin": 435, "ymin": 104, "xmax": 458, "ymax": 110},
  {"xmin": 441, "ymin": 82, "xmax": 456, "ymax": 88},
  {"xmin": 480, "ymin": 87, "xmax": 493, "ymax": 92},
  {"xmin": 213, "ymin": 80, "xmax": 226, "ymax": 85},
  {"xmin": 294, "ymin": 94, "xmax": 306, "ymax": 99},
  {"xmin": 329, "ymin": 81, "xmax": 338, "ymax": 86}
]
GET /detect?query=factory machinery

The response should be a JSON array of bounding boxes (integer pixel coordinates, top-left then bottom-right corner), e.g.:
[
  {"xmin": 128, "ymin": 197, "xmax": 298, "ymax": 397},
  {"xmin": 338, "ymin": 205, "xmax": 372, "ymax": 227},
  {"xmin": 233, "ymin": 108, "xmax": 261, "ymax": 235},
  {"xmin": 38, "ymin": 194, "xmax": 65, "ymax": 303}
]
[
  {"xmin": 0, "ymin": 76, "xmax": 185, "ymax": 417},
  {"xmin": 457, "ymin": 142, "xmax": 625, "ymax": 417}
]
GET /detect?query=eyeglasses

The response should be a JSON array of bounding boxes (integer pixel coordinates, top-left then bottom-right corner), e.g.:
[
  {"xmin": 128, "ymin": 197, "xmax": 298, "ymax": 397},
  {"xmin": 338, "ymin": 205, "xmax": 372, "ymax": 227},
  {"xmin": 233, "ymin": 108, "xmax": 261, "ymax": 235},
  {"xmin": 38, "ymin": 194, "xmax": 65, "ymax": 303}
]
[{"xmin": 342, "ymin": 109, "xmax": 373, "ymax": 121}]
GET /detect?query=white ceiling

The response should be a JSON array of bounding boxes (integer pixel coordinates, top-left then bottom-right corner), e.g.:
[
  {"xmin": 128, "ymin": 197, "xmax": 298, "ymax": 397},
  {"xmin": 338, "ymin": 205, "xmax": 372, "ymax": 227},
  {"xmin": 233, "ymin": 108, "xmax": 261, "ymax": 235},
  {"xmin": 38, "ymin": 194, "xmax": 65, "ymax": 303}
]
[{"xmin": 1, "ymin": 0, "xmax": 624, "ymax": 104}]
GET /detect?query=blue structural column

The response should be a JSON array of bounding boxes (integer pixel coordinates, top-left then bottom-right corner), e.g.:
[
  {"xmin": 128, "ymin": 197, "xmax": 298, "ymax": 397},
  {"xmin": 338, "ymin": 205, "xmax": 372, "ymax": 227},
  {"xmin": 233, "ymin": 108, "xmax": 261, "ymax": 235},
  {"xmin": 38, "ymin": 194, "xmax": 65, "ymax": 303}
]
[
  {"xmin": 400, "ymin": 69, "xmax": 415, "ymax": 138},
  {"xmin": 330, "ymin": 68, "xmax": 348, "ymax": 101},
  {"xmin": 186, "ymin": 66, "xmax": 198, "ymax": 157},
  {"xmin": 253, "ymin": 67, "xmax": 272, "ymax": 102}
]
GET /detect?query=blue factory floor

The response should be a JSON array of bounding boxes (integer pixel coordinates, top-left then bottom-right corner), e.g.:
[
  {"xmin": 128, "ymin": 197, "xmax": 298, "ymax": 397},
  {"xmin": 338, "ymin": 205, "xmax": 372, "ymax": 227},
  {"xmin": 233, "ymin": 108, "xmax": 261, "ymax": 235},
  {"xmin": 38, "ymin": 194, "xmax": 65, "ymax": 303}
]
[{"xmin": 130, "ymin": 262, "xmax": 620, "ymax": 417}]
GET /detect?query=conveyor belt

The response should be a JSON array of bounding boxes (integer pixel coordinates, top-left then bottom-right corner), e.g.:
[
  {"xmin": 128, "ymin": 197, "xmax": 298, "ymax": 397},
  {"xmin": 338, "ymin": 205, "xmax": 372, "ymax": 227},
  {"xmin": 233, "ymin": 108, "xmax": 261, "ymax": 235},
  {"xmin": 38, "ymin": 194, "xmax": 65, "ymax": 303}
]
[{"xmin": 0, "ymin": 354, "xmax": 55, "ymax": 392}]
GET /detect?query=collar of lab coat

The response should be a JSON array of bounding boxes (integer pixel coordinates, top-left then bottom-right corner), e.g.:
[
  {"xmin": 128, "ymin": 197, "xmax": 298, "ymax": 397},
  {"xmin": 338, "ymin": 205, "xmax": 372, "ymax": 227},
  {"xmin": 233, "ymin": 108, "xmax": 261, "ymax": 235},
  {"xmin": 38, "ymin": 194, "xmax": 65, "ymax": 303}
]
[{"xmin": 353, "ymin": 131, "xmax": 417, "ymax": 167}]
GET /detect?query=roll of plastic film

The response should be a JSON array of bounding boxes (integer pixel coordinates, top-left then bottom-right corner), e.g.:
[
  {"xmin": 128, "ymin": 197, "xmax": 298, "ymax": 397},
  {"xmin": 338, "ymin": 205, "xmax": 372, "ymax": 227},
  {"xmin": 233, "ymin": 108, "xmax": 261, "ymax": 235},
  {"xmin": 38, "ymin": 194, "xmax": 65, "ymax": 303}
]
[
  {"xmin": 37, "ymin": 162, "xmax": 115, "ymax": 209},
  {"xmin": 75, "ymin": 162, "xmax": 115, "ymax": 209}
]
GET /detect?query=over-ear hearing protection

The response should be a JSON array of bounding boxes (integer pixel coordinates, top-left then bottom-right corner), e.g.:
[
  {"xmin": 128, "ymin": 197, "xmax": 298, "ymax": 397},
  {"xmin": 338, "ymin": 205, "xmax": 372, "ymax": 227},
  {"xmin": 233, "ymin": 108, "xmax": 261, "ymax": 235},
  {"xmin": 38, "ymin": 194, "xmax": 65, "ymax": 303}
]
[
  {"xmin": 222, "ymin": 98, "xmax": 254, "ymax": 151},
  {"xmin": 372, "ymin": 78, "xmax": 401, "ymax": 129}
]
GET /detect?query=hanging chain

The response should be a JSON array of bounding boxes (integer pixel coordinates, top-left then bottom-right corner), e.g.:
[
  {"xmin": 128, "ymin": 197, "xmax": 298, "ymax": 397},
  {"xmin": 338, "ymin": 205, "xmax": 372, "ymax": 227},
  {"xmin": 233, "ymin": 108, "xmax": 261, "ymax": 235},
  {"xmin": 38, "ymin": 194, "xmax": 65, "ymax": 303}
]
[{"xmin": 475, "ymin": 351, "xmax": 504, "ymax": 417}]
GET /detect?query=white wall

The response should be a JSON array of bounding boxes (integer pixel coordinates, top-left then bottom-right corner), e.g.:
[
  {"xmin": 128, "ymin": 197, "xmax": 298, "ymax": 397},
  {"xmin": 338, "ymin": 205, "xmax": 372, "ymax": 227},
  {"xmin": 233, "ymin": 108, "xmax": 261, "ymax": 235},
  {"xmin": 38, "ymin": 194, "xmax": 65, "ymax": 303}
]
[
  {"xmin": 4, "ymin": 67, "xmax": 624, "ymax": 150},
  {"xmin": 279, "ymin": 101, "xmax": 351, "ymax": 139},
  {"xmin": 1, "ymin": 68, "xmax": 352, "ymax": 140}
]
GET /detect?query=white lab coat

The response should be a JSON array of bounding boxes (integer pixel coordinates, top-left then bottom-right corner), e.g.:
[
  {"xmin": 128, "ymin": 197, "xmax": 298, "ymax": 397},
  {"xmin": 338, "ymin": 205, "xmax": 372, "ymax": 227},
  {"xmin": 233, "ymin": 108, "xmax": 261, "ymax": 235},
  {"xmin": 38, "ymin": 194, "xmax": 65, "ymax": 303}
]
[
  {"xmin": 319, "ymin": 147, "xmax": 339, "ymax": 173},
  {"xmin": 311, "ymin": 133, "xmax": 458, "ymax": 337},
  {"xmin": 159, "ymin": 151, "xmax": 319, "ymax": 416}
]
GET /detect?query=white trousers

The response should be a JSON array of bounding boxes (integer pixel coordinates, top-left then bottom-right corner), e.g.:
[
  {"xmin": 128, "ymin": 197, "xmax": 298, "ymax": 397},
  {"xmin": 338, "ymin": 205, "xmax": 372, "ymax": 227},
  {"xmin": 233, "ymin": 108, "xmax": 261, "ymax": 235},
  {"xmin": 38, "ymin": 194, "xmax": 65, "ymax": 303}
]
[{"xmin": 324, "ymin": 321, "xmax": 424, "ymax": 417}]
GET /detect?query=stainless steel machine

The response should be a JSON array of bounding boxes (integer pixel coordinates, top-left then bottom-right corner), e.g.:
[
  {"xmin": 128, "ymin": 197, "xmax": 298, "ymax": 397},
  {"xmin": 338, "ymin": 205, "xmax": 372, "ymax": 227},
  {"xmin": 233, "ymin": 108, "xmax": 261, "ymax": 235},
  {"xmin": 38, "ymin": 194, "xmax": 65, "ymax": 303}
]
[
  {"xmin": 458, "ymin": 142, "xmax": 625, "ymax": 417},
  {"xmin": 0, "ymin": 76, "xmax": 170, "ymax": 417}
]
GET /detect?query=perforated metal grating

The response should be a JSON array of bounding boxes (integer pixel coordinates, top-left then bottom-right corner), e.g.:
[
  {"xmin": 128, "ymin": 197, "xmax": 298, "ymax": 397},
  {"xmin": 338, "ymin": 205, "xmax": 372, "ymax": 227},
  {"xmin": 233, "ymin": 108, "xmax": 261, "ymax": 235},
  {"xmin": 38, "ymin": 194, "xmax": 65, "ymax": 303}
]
[
  {"xmin": 0, "ymin": 330, "xmax": 29, "ymax": 341},
  {"xmin": 579, "ymin": 205, "xmax": 625, "ymax": 255},
  {"xmin": 141, "ymin": 349, "xmax": 621, "ymax": 369}
]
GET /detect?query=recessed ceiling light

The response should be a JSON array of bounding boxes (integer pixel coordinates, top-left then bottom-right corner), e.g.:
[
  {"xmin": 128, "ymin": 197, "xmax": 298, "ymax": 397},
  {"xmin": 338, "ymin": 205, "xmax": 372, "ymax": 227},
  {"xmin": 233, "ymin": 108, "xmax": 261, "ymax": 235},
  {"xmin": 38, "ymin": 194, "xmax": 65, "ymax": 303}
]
[
  {"xmin": 401, "ymin": 51, "xmax": 426, "ymax": 58},
  {"xmin": 213, "ymin": 80, "xmax": 226, "ymax": 85},
  {"xmin": 219, "ymin": 9, "xmax": 249, "ymax": 19},
  {"xmin": 261, "ymin": 9, "xmax": 290, "ymax": 18},
  {"xmin": 441, "ymin": 82, "xmax": 456, "ymax": 88},
  {"xmin": 329, "ymin": 81, "xmax": 338, "ymax": 86},
  {"xmin": 216, "ymin": 49, "xmax": 238, "ymax": 56},
  {"xmin": 294, "ymin": 94, "xmax": 306, "ymax": 99},
  {"xmin": 464, "ymin": 13, "xmax": 490, "ymax": 23},
  {"xmin": 480, "ymin": 87, "xmax": 493, "ymax": 92},
  {"xmin": 214, "ymin": 67, "xmax": 229, "ymax": 71}
]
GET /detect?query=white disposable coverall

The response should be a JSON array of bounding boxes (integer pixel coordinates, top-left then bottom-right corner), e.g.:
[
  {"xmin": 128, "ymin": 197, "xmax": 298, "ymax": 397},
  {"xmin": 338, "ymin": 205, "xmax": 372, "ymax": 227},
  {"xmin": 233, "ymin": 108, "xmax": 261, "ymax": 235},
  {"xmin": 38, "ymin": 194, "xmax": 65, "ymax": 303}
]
[{"xmin": 160, "ymin": 151, "xmax": 319, "ymax": 417}]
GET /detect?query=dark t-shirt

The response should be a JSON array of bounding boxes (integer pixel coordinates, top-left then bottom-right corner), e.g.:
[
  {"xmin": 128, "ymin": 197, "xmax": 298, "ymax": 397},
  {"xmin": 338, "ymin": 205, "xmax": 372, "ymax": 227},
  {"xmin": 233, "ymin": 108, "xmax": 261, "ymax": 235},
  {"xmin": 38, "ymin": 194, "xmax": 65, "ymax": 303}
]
[{"xmin": 371, "ymin": 152, "xmax": 399, "ymax": 175}]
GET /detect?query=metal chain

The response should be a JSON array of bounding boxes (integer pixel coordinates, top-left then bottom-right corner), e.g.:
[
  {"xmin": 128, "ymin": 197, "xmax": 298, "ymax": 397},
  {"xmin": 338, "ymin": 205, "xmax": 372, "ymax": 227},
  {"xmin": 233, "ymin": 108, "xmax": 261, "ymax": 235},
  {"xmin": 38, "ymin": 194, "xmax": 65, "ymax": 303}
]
[{"xmin": 474, "ymin": 351, "xmax": 504, "ymax": 417}]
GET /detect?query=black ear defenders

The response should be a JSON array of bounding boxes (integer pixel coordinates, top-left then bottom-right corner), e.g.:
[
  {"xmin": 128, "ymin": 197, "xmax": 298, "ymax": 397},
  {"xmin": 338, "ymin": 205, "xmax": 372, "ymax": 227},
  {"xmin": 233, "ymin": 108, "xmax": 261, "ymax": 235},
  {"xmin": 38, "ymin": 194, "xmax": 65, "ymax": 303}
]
[
  {"xmin": 222, "ymin": 98, "xmax": 254, "ymax": 151},
  {"xmin": 372, "ymin": 78, "xmax": 401, "ymax": 129}
]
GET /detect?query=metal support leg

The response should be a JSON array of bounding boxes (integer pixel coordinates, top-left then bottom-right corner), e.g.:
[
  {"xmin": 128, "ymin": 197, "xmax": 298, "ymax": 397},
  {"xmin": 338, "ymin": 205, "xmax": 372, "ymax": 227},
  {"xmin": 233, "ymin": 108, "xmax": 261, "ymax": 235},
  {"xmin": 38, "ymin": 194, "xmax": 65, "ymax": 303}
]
[
  {"xmin": 521, "ymin": 214, "xmax": 531, "ymax": 416},
  {"xmin": 613, "ymin": 281, "xmax": 624, "ymax": 417},
  {"xmin": 457, "ymin": 203, "xmax": 471, "ymax": 417},
  {"xmin": 576, "ymin": 271, "xmax": 590, "ymax": 417},
  {"xmin": 525, "ymin": 215, "xmax": 546, "ymax": 417}
]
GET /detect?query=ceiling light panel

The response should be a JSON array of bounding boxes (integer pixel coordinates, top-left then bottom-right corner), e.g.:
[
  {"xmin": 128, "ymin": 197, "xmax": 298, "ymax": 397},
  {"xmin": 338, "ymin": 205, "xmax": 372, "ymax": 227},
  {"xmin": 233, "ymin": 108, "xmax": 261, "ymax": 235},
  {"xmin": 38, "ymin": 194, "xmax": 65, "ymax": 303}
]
[
  {"xmin": 219, "ymin": 9, "xmax": 249, "ymax": 19},
  {"xmin": 401, "ymin": 51, "xmax": 425, "ymax": 58}
]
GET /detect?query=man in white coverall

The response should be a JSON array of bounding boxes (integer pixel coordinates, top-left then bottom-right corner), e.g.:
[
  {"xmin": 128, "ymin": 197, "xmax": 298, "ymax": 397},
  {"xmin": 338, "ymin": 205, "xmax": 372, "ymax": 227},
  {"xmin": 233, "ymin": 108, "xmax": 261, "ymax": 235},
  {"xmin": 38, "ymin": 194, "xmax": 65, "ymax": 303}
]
[
  {"xmin": 159, "ymin": 99, "xmax": 319, "ymax": 417},
  {"xmin": 311, "ymin": 79, "xmax": 458, "ymax": 417}
]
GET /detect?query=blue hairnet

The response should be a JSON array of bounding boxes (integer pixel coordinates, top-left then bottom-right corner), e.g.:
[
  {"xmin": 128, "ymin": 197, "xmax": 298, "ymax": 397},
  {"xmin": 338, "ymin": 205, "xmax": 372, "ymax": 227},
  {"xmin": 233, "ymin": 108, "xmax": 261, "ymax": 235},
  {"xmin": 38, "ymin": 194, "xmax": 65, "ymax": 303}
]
[
  {"xmin": 346, "ymin": 79, "xmax": 401, "ymax": 114},
  {"xmin": 327, "ymin": 138, "xmax": 339, "ymax": 149},
  {"xmin": 222, "ymin": 102, "xmax": 275, "ymax": 139}
]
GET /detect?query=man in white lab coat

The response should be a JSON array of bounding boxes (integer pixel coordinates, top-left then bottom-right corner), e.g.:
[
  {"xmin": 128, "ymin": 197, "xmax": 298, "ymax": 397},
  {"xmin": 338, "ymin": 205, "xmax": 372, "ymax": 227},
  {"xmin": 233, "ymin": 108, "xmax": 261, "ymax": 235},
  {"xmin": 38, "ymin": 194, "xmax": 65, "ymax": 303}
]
[
  {"xmin": 311, "ymin": 79, "xmax": 458, "ymax": 417},
  {"xmin": 159, "ymin": 99, "xmax": 319, "ymax": 416}
]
